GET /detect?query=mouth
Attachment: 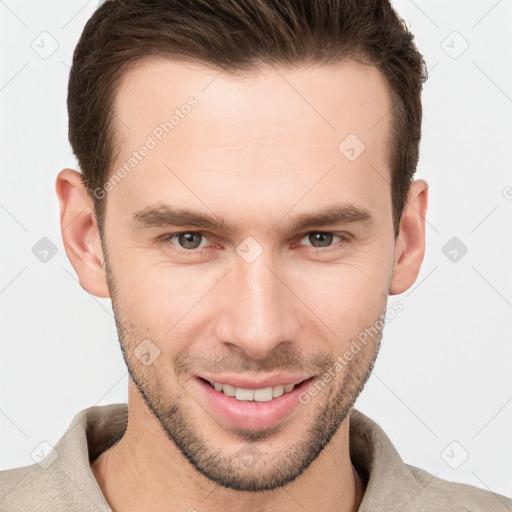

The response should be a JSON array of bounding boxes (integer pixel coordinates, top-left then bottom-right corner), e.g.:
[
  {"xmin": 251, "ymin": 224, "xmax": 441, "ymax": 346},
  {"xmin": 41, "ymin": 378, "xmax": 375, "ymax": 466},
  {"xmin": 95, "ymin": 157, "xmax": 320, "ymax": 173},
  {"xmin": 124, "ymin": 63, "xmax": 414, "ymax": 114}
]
[
  {"xmin": 194, "ymin": 376, "xmax": 316, "ymax": 430},
  {"xmin": 198, "ymin": 377, "xmax": 309, "ymax": 402}
]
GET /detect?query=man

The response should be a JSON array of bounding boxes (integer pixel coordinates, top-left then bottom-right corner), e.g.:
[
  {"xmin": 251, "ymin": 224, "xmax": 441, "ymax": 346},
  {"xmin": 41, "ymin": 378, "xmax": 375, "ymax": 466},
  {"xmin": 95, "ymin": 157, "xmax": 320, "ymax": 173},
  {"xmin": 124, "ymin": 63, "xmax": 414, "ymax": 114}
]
[{"xmin": 1, "ymin": 0, "xmax": 509, "ymax": 511}]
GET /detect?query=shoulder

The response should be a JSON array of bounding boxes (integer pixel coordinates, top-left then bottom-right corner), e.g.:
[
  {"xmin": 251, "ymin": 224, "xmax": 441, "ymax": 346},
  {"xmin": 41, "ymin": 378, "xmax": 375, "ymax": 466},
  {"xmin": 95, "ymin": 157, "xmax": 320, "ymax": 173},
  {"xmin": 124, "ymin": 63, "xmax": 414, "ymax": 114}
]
[
  {"xmin": 349, "ymin": 408, "xmax": 510, "ymax": 512},
  {"xmin": 404, "ymin": 463, "xmax": 511, "ymax": 511},
  {"xmin": 0, "ymin": 463, "xmax": 59, "ymax": 511},
  {"xmin": 0, "ymin": 452, "xmax": 111, "ymax": 512},
  {"xmin": 0, "ymin": 404, "xmax": 125, "ymax": 512}
]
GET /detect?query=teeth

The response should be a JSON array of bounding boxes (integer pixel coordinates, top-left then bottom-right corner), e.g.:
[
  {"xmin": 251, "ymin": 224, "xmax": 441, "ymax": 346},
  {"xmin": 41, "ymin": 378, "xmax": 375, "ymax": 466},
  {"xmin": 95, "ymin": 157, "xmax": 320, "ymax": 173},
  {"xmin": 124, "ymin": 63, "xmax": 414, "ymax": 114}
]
[
  {"xmin": 272, "ymin": 384, "xmax": 284, "ymax": 398},
  {"xmin": 222, "ymin": 384, "xmax": 236, "ymax": 397},
  {"xmin": 211, "ymin": 381, "xmax": 299, "ymax": 401},
  {"xmin": 235, "ymin": 388, "xmax": 254, "ymax": 401},
  {"xmin": 253, "ymin": 387, "xmax": 272, "ymax": 402}
]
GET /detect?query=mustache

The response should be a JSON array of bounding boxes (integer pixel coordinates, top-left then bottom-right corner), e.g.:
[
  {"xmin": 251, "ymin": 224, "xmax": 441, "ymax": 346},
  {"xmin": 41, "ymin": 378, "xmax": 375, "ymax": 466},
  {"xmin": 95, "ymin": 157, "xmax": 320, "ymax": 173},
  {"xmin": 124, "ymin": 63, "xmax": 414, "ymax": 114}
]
[{"xmin": 174, "ymin": 345, "xmax": 334, "ymax": 376}]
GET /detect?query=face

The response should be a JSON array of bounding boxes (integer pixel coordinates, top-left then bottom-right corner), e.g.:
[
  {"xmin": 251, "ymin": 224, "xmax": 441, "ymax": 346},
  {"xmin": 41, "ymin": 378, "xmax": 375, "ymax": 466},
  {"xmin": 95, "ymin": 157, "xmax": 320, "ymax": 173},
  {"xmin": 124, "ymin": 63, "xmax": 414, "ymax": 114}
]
[{"xmin": 100, "ymin": 58, "xmax": 396, "ymax": 491}]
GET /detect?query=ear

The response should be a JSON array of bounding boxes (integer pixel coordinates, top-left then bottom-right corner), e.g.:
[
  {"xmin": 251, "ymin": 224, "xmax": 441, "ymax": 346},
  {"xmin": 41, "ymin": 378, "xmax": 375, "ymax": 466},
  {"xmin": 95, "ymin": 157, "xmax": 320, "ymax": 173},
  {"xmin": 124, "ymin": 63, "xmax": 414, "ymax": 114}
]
[
  {"xmin": 55, "ymin": 168, "xmax": 110, "ymax": 298},
  {"xmin": 389, "ymin": 179, "xmax": 429, "ymax": 295}
]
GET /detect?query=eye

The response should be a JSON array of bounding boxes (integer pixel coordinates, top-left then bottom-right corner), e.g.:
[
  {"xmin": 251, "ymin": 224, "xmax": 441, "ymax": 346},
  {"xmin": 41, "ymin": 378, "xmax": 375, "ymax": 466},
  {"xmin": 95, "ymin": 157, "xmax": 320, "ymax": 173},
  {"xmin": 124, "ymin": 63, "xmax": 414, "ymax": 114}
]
[
  {"xmin": 297, "ymin": 232, "xmax": 349, "ymax": 249},
  {"xmin": 159, "ymin": 230, "xmax": 349, "ymax": 254},
  {"xmin": 164, "ymin": 232, "xmax": 210, "ymax": 250}
]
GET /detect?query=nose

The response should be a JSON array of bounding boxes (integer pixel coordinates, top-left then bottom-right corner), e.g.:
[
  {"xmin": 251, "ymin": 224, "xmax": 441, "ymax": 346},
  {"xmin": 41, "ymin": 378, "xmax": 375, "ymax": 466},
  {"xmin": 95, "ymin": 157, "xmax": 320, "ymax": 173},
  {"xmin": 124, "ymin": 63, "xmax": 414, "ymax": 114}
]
[{"xmin": 215, "ymin": 250, "xmax": 300, "ymax": 360}]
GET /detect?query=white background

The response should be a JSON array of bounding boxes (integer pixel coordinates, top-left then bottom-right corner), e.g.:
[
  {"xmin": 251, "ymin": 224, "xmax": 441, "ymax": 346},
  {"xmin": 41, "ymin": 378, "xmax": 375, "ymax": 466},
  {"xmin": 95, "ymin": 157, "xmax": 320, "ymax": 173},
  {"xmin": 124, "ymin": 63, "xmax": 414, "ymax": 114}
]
[{"xmin": 0, "ymin": 0, "xmax": 511, "ymax": 501}]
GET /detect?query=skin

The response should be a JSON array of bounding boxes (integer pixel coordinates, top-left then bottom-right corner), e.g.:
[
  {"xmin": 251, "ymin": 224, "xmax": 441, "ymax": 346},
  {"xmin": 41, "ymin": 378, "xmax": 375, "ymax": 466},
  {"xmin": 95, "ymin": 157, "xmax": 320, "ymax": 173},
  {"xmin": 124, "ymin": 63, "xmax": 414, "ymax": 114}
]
[{"xmin": 56, "ymin": 58, "xmax": 428, "ymax": 512}]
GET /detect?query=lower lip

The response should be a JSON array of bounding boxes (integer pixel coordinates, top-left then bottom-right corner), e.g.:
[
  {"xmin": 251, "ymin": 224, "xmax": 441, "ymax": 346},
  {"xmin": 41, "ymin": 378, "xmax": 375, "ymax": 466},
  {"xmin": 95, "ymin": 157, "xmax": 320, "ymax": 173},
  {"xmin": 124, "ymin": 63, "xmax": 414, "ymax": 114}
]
[{"xmin": 195, "ymin": 377, "xmax": 315, "ymax": 431}]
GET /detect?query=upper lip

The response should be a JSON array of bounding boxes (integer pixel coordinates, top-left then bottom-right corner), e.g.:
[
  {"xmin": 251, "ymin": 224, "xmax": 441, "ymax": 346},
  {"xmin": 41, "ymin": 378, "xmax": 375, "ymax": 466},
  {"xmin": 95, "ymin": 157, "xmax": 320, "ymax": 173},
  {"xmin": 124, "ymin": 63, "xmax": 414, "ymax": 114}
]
[{"xmin": 197, "ymin": 373, "xmax": 313, "ymax": 389}]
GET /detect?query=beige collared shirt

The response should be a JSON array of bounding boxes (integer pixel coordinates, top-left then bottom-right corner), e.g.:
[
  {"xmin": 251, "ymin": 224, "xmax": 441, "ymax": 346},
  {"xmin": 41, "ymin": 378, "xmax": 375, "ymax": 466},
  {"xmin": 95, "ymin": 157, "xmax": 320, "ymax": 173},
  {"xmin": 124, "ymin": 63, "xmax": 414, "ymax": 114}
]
[{"xmin": 1, "ymin": 403, "xmax": 509, "ymax": 511}]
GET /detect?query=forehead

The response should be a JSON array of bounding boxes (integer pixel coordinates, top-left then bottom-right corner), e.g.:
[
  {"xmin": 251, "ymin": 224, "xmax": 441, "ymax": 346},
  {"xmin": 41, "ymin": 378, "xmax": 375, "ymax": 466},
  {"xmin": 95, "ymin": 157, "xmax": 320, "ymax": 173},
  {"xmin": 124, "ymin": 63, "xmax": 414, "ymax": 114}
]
[
  {"xmin": 108, "ymin": 58, "xmax": 393, "ymax": 222},
  {"xmin": 113, "ymin": 57, "xmax": 392, "ymax": 147}
]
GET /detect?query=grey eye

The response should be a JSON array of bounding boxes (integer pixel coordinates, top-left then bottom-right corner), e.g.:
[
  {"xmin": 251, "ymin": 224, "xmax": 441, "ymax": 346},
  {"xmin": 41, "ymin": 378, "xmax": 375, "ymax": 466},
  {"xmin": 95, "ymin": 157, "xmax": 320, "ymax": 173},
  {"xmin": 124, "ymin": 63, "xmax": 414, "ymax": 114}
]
[
  {"xmin": 307, "ymin": 232, "xmax": 335, "ymax": 247},
  {"xmin": 176, "ymin": 232, "xmax": 204, "ymax": 249}
]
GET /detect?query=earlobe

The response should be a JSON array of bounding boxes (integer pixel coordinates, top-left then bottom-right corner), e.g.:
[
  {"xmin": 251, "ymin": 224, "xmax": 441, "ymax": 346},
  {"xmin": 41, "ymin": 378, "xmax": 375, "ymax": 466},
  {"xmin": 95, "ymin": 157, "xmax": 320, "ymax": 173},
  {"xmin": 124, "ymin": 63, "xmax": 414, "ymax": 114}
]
[
  {"xmin": 389, "ymin": 179, "xmax": 429, "ymax": 295},
  {"xmin": 55, "ymin": 168, "xmax": 111, "ymax": 298}
]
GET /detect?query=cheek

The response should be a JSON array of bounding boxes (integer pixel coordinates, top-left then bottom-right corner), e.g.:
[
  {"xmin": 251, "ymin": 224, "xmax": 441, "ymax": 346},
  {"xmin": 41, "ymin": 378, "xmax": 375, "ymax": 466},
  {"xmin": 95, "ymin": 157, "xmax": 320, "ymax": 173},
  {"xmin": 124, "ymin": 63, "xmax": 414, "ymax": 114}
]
[
  {"xmin": 291, "ymin": 254, "xmax": 392, "ymax": 342},
  {"xmin": 111, "ymin": 256, "xmax": 215, "ymax": 348}
]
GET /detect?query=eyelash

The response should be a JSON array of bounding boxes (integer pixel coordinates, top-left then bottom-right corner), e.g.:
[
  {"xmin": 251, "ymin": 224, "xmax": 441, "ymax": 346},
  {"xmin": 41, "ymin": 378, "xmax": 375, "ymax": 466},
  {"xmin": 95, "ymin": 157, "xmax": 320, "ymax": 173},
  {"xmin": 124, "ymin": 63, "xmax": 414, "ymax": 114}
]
[{"xmin": 159, "ymin": 231, "xmax": 351, "ymax": 255}]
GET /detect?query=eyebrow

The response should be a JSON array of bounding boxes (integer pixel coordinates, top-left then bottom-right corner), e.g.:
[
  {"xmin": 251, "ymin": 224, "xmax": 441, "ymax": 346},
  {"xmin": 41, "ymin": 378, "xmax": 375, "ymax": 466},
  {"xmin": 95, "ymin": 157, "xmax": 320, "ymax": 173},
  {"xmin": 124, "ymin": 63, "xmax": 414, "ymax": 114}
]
[{"xmin": 132, "ymin": 202, "xmax": 373, "ymax": 234}]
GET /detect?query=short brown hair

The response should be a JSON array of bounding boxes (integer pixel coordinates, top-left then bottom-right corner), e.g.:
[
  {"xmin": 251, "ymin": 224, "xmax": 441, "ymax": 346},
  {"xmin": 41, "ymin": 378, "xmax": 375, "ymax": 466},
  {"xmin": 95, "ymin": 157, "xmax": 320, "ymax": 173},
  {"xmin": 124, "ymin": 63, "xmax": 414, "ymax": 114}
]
[{"xmin": 68, "ymin": 0, "xmax": 427, "ymax": 238}]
